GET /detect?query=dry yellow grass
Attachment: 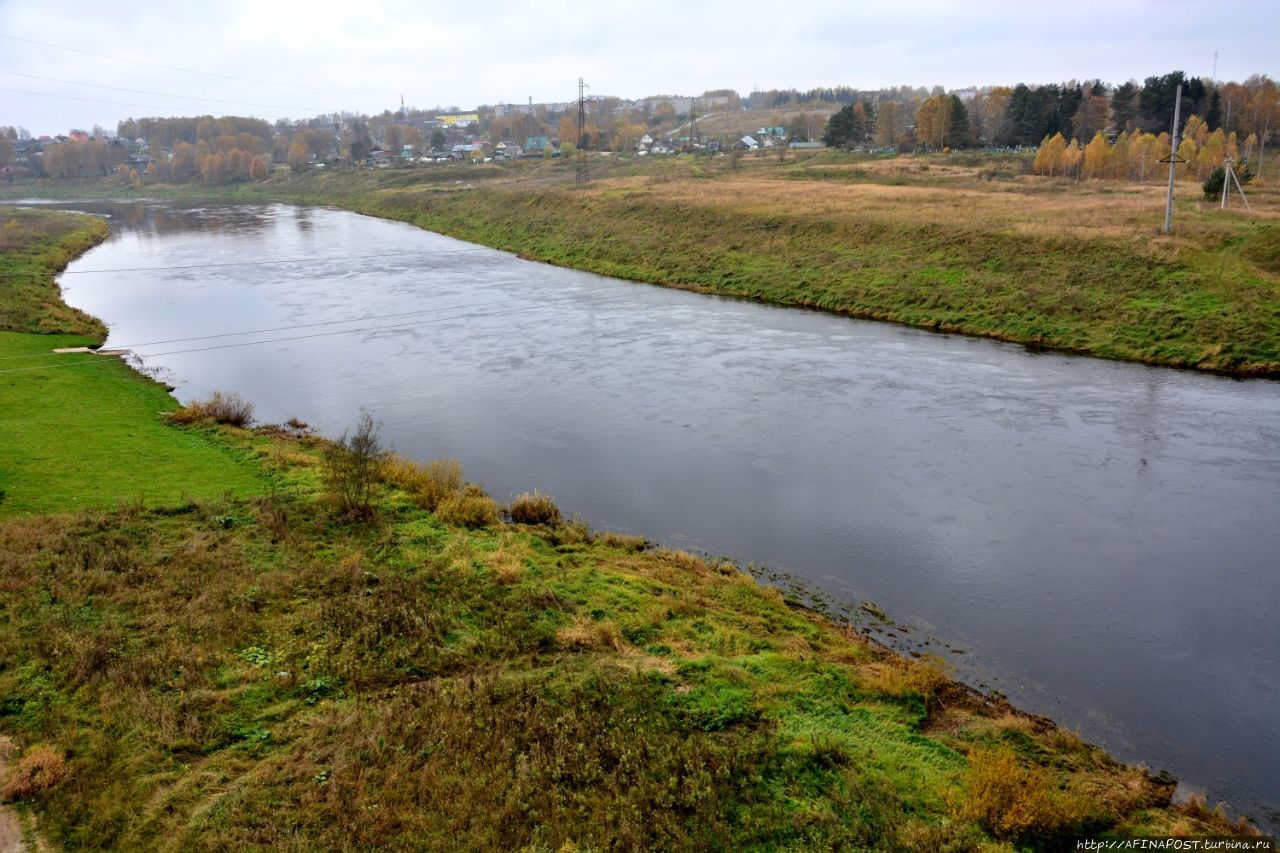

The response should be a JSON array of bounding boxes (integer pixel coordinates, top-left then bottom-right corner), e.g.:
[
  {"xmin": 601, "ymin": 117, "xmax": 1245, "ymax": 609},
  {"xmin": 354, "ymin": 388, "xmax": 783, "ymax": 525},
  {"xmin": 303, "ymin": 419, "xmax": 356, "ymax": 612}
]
[
  {"xmin": 556, "ymin": 615, "xmax": 627, "ymax": 652},
  {"xmin": 589, "ymin": 166, "xmax": 1278, "ymax": 240}
]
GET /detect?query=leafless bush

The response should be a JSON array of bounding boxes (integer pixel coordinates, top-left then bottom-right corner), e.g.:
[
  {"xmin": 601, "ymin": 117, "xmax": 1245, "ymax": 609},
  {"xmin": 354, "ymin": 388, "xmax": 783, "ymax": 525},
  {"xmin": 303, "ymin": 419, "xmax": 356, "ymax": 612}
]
[
  {"xmin": 956, "ymin": 746, "xmax": 1093, "ymax": 843},
  {"xmin": 323, "ymin": 411, "xmax": 389, "ymax": 519}
]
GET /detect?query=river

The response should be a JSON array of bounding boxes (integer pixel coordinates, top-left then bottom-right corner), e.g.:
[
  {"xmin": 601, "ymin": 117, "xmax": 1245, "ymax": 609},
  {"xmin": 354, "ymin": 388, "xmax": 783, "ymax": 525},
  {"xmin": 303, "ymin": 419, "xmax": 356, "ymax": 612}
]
[{"xmin": 48, "ymin": 200, "xmax": 1280, "ymax": 828}]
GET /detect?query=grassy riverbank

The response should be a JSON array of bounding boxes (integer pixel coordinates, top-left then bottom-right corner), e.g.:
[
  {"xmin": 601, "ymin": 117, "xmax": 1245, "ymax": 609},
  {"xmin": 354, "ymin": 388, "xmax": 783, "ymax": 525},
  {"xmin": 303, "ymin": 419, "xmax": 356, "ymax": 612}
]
[
  {"xmin": 0, "ymin": 427, "xmax": 1257, "ymax": 850},
  {"xmin": 0, "ymin": 207, "xmax": 264, "ymax": 514},
  {"xmin": 16, "ymin": 150, "xmax": 1274, "ymax": 374},
  {"xmin": 0, "ymin": 201, "xmax": 1265, "ymax": 849}
]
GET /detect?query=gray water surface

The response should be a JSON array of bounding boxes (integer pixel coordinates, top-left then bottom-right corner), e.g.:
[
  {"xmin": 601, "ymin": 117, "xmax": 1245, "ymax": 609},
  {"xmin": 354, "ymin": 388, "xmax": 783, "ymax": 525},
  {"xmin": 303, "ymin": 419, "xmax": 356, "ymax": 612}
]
[{"xmin": 53, "ymin": 200, "xmax": 1280, "ymax": 827}]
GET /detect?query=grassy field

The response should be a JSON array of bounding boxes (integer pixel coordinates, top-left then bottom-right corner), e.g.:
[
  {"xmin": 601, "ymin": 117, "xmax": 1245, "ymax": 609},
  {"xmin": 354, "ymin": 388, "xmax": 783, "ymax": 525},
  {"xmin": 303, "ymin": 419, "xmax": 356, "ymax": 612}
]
[{"xmin": 0, "ymin": 207, "xmax": 265, "ymax": 514}]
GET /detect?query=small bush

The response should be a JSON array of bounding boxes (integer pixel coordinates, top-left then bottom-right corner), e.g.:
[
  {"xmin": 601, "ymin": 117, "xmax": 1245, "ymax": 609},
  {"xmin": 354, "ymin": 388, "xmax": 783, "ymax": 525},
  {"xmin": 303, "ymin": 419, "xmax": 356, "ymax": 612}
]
[
  {"xmin": 323, "ymin": 411, "xmax": 390, "ymax": 519},
  {"xmin": 168, "ymin": 390, "xmax": 255, "ymax": 427},
  {"xmin": 1, "ymin": 743, "xmax": 73, "ymax": 801},
  {"xmin": 957, "ymin": 746, "xmax": 1092, "ymax": 843},
  {"xmin": 384, "ymin": 456, "xmax": 462, "ymax": 511},
  {"xmin": 436, "ymin": 485, "xmax": 499, "ymax": 529},
  {"xmin": 508, "ymin": 489, "xmax": 562, "ymax": 526}
]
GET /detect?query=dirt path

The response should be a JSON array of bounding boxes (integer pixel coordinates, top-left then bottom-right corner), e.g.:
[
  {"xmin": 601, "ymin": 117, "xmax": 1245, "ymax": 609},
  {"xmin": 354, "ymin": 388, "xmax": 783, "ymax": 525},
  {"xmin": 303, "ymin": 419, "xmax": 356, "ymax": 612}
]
[
  {"xmin": 0, "ymin": 738, "xmax": 28, "ymax": 853},
  {"xmin": 0, "ymin": 809, "xmax": 23, "ymax": 853}
]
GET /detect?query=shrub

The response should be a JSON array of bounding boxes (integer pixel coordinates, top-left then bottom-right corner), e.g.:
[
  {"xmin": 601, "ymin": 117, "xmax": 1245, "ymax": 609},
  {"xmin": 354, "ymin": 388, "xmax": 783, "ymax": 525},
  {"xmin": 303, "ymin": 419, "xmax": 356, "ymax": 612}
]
[
  {"xmin": 508, "ymin": 489, "xmax": 562, "ymax": 526},
  {"xmin": 168, "ymin": 390, "xmax": 255, "ymax": 427},
  {"xmin": 323, "ymin": 411, "xmax": 389, "ymax": 519},
  {"xmin": 384, "ymin": 456, "xmax": 463, "ymax": 511},
  {"xmin": 956, "ymin": 745, "xmax": 1092, "ymax": 843},
  {"xmin": 436, "ymin": 485, "xmax": 500, "ymax": 529},
  {"xmin": 1, "ymin": 743, "xmax": 72, "ymax": 801}
]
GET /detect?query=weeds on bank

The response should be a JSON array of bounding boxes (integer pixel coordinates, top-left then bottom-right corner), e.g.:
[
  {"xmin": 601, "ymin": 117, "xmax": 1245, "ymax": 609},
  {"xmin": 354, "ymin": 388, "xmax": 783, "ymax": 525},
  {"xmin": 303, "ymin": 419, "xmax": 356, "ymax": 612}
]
[
  {"xmin": 0, "ymin": 207, "xmax": 108, "ymax": 337},
  {"xmin": 509, "ymin": 489, "xmax": 563, "ymax": 526},
  {"xmin": 384, "ymin": 455, "xmax": 463, "ymax": 510},
  {"xmin": 957, "ymin": 745, "xmax": 1097, "ymax": 844},
  {"xmin": 167, "ymin": 390, "xmax": 255, "ymax": 427}
]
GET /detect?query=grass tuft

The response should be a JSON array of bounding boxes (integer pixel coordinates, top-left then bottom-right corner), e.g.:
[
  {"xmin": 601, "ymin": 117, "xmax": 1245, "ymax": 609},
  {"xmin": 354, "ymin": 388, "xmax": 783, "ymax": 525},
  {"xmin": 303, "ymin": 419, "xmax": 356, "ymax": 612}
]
[
  {"xmin": 508, "ymin": 489, "xmax": 563, "ymax": 526},
  {"xmin": 436, "ymin": 485, "xmax": 501, "ymax": 529},
  {"xmin": 167, "ymin": 390, "xmax": 255, "ymax": 427},
  {"xmin": 384, "ymin": 455, "xmax": 463, "ymax": 510}
]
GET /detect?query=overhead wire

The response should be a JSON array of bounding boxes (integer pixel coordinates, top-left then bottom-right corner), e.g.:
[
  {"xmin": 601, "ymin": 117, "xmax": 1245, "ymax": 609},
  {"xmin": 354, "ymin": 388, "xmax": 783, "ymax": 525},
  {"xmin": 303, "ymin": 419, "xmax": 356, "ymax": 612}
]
[
  {"xmin": 0, "ymin": 33, "xmax": 386, "ymax": 99},
  {"xmin": 0, "ymin": 245, "xmax": 500, "ymax": 279},
  {"xmin": 0, "ymin": 289, "xmax": 638, "ymax": 374},
  {"xmin": 0, "ymin": 218, "xmax": 788, "ymax": 281},
  {"xmin": 0, "ymin": 70, "xmax": 332, "ymax": 116},
  {"xmin": 0, "ymin": 85, "xmax": 234, "ymax": 118},
  {"xmin": 0, "ymin": 32, "xmax": 468, "ymax": 107}
]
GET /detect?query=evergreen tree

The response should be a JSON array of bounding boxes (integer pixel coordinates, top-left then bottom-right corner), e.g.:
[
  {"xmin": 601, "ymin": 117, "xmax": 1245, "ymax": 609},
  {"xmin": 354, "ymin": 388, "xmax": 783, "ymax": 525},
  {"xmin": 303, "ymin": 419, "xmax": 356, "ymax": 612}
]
[
  {"xmin": 1206, "ymin": 88, "xmax": 1223, "ymax": 130},
  {"xmin": 1138, "ymin": 72, "xmax": 1206, "ymax": 133},
  {"xmin": 1111, "ymin": 81, "xmax": 1141, "ymax": 133},
  {"xmin": 1007, "ymin": 84, "xmax": 1060, "ymax": 146},
  {"xmin": 822, "ymin": 104, "xmax": 858, "ymax": 149},
  {"xmin": 1058, "ymin": 84, "xmax": 1084, "ymax": 139},
  {"xmin": 948, "ymin": 95, "xmax": 971, "ymax": 148}
]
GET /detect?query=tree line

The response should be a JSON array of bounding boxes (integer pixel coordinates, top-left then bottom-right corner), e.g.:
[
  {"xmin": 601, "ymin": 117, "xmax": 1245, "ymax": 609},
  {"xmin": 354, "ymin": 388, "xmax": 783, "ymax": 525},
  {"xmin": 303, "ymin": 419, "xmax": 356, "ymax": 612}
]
[
  {"xmin": 818, "ymin": 72, "xmax": 1277, "ymax": 154},
  {"xmin": 5, "ymin": 72, "xmax": 1276, "ymax": 184},
  {"xmin": 1032, "ymin": 119, "xmax": 1264, "ymax": 185}
]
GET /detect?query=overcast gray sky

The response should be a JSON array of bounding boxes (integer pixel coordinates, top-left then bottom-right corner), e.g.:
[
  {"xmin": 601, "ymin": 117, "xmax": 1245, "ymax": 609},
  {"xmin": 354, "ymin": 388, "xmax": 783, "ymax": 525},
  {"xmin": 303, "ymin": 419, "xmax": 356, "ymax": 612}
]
[{"xmin": 2, "ymin": 0, "xmax": 1276, "ymax": 136}]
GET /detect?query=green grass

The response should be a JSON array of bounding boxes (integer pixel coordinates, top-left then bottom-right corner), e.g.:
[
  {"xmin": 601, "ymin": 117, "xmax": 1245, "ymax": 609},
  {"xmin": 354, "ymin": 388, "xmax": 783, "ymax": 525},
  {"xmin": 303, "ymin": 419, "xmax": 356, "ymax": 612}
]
[
  {"xmin": 0, "ymin": 206, "xmax": 265, "ymax": 515},
  {"xmin": 0, "ymin": 331, "xmax": 265, "ymax": 513},
  {"xmin": 0, "ymin": 450, "xmax": 1249, "ymax": 850},
  {"xmin": 0, "ymin": 206, "xmax": 108, "ymax": 336}
]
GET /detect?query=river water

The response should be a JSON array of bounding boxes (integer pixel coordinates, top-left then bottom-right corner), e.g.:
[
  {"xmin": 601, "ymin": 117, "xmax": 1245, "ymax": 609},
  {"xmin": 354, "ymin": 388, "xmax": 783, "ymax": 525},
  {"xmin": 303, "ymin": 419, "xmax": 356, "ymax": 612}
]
[{"xmin": 49, "ymin": 200, "xmax": 1280, "ymax": 827}]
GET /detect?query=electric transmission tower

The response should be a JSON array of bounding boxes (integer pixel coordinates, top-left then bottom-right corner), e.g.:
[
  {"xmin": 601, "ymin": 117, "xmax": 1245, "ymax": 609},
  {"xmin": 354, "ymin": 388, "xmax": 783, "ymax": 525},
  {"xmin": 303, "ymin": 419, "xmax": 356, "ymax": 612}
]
[{"xmin": 577, "ymin": 78, "xmax": 589, "ymax": 185}]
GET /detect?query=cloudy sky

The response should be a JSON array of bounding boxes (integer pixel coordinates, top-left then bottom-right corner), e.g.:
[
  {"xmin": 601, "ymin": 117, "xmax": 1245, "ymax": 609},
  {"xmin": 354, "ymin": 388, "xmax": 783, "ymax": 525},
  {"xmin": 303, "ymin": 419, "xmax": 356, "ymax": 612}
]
[{"xmin": 2, "ymin": 0, "xmax": 1276, "ymax": 136}]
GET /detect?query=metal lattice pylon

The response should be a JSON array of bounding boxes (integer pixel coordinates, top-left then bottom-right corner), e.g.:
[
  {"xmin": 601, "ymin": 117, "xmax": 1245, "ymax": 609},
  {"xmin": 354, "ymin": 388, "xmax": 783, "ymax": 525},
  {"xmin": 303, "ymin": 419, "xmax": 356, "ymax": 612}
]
[{"xmin": 577, "ymin": 78, "xmax": 589, "ymax": 185}]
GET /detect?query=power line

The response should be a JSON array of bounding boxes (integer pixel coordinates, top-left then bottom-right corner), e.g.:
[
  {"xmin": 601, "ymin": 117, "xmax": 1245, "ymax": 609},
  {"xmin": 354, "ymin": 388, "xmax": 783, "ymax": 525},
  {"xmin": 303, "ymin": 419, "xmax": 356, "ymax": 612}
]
[
  {"xmin": 0, "ymin": 291, "xmax": 636, "ymax": 376},
  {"xmin": 0, "ymin": 217, "xmax": 793, "ymax": 284},
  {"xmin": 0, "ymin": 303, "xmax": 496, "ymax": 362},
  {"xmin": 0, "ymin": 86, "xmax": 248, "ymax": 119},
  {"xmin": 0, "ymin": 32, "xmax": 466, "ymax": 106},
  {"xmin": 0, "ymin": 70, "xmax": 331, "ymax": 116},
  {"xmin": 0, "ymin": 33, "xmax": 382, "ymax": 99},
  {"xmin": 0, "ymin": 245, "xmax": 496, "ymax": 279},
  {"xmin": 0, "ymin": 289, "xmax": 633, "ymax": 362}
]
